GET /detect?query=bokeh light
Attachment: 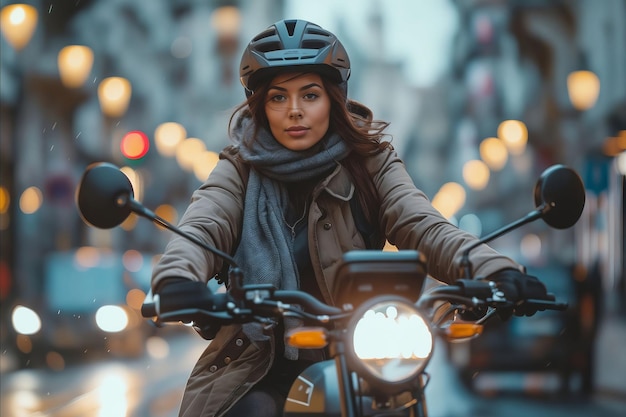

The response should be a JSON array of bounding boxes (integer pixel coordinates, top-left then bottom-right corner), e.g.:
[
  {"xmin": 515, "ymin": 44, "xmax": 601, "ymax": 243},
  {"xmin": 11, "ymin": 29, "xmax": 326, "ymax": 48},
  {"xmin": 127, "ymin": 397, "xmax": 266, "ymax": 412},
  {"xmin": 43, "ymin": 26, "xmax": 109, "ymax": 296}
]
[
  {"xmin": 176, "ymin": 138, "xmax": 206, "ymax": 172},
  {"xmin": 459, "ymin": 213, "xmax": 482, "ymax": 237},
  {"xmin": 520, "ymin": 233, "xmax": 542, "ymax": 262},
  {"xmin": 155, "ymin": 204, "xmax": 178, "ymax": 228},
  {"xmin": 146, "ymin": 336, "xmax": 170, "ymax": 359},
  {"xmin": 126, "ymin": 288, "xmax": 146, "ymax": 310},
  {"xmin": 0, "ymin": 4, "xmax": 38, "ymax": 50},
  {"xmin": 479, "ymin": 137, "xmax": 508, "ymax": 171},
  {"xmin": 74, "ymin": 246, "xmax": 102, "ymax": 269},
  {"xmin": 567, "ymin": 70, "xmax": 600, "ymax": 111},
  {"xmin": 0, "ymin": 185, "xmax": 9, "ymax": 213},
  {"xmin": 154, "ymin": 122, "xmax": 186, "ymax": 157},
  {"xmin": 121, "ymin": 131, "xmax": 150, "ymax": 160},
  {"xmin": 122, "ymin": 249, "xmax": 143, "ymax": 272},
  {"xmin": 210, "ymin": 6, "xmax": 241, "ymax": 37},
  {"xmin": 98, "ymin": 77, "xmax": 132, "ymax": 118},
  {"xmin": 462, "ymin": 159, "xmax": 490, "ymax": 190},
  {"xmin": 19, "ymin": 186, "xmax": 43, "ymax": 214},
  {"xmin": 193, "ymin": 150, "xmax": 220, "ymax": 181},
  {"xmin": 497, "ymin": 120, "xmax": 528, "ymax": 156},
  {"xmin": 58, "ymin": 45, "xmax": 94, "ymax": 88},
  {"xmin": 432, "ymin": 182, "xmax": 466, "ymax": 219}
]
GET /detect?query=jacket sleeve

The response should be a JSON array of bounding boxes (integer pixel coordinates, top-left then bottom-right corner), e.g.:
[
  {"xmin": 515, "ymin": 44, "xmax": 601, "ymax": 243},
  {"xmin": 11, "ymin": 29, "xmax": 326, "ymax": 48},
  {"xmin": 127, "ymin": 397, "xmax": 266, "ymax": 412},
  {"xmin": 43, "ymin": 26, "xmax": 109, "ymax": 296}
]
[
  {"xmin": 151, "ymin": 148, "xmax": 246, "ymax": 291},
  {"xmin": 368, "ymin": 148, "xmax": 521, "ymax": 284}
]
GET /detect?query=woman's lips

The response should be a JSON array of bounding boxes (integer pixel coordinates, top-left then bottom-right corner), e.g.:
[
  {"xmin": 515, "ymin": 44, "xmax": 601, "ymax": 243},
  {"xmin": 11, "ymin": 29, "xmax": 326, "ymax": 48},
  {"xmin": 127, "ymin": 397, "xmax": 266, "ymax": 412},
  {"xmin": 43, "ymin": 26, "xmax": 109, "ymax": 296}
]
[{"xmin": 285, "ymin": 126, "xmax": 309, "ymax": 138}]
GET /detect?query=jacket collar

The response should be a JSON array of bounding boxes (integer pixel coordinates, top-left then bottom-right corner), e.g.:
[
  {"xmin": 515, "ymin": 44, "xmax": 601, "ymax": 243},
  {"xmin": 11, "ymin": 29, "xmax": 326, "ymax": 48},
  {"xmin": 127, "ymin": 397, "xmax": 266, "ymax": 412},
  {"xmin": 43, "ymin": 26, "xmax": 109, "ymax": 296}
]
[{"xmin": 315, "ymin": 163, "xmax": 355, "ymax": 202}]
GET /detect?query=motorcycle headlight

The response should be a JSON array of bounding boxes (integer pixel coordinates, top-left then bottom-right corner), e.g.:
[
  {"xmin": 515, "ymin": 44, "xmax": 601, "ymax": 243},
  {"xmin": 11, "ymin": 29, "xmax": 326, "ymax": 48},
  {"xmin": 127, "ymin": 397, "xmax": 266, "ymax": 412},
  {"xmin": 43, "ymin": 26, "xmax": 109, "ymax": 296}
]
[
  {"xmin": 11, "ymin": 305, "xmax": 42, "ymax": 335},
  {"xmin": 346, "ymin": 296, "xmax": 433, "ymax": 393},
  {"xmin": 95, "ymin": 305, "xmax": 129, "ymax": 333}
]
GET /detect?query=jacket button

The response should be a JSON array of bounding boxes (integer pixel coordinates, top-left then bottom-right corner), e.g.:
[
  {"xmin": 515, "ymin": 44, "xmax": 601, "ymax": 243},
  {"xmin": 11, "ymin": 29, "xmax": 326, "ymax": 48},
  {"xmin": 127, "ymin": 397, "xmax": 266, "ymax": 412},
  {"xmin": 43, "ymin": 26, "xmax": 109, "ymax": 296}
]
[
  {"xmin": 235, "ymin": 338, "xmax": 244, "ymax": 347},
  {"xmin": 209, "ymin": 365, "xmax": 218, "ymax": 372},
  {"xmin": 323, "ymin": 223, "xmax": 332, "ymax": 230},
  {"xmin": 224, "ymin": 356, "xmax": 231, "ymax": 364}
]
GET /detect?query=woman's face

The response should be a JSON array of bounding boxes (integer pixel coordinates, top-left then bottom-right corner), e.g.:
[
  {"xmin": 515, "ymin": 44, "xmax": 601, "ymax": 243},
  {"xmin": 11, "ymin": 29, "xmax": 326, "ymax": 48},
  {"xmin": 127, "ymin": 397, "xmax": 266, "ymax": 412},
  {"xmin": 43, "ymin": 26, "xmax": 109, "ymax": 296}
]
[{"xmin": 264, "ymin": 72, "xmax": 331, "ymax": 151}]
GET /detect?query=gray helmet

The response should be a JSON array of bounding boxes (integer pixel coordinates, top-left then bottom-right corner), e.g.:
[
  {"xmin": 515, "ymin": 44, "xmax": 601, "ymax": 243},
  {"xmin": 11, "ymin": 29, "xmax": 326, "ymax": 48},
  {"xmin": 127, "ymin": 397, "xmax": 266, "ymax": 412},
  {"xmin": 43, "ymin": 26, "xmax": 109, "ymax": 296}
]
[{"xmin": 239, "ymin": 19, "xmax": 351, "ymax": 97}]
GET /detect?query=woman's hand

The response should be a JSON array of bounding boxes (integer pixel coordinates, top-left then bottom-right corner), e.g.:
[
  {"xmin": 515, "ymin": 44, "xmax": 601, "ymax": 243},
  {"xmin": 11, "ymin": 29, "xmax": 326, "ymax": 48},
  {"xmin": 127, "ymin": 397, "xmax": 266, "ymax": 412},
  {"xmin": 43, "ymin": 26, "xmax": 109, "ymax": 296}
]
[{"xmin": 487, "ymin": 269, "xmax": 554, "ymax": 318}]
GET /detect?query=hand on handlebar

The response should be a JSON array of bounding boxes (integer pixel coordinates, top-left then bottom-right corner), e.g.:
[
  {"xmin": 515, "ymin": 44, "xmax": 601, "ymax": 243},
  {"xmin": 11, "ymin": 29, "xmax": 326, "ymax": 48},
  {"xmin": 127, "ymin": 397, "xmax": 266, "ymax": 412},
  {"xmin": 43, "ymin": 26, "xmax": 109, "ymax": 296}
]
[
  {"xmin": 486, "ymin": 269, "xmax": 554, "ymax": 319},
  {"xmin": 155, "ymin": 278, "xmax": 223, "ymax": 338}
]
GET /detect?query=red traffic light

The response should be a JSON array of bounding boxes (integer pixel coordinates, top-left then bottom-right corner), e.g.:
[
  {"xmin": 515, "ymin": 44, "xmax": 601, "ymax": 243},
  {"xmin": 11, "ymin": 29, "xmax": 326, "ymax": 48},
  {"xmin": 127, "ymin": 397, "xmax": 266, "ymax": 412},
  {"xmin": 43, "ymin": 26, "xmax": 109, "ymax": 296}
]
[{"xmin": 121, "ymin": 130, "xmax": 149, "ymax": 159}]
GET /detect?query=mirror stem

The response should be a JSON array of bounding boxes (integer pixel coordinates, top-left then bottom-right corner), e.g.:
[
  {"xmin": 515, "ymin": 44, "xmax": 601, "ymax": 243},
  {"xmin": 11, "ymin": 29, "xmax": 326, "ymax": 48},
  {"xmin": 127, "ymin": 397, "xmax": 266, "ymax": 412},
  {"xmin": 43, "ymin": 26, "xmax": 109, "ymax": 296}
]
[
  {"xmin": 459, "ymin": 206, "xmax": 545, "ymax": 279},
  {"xmin": 119, "ymin": 193, "xmax": 239, "ymax": 269}
]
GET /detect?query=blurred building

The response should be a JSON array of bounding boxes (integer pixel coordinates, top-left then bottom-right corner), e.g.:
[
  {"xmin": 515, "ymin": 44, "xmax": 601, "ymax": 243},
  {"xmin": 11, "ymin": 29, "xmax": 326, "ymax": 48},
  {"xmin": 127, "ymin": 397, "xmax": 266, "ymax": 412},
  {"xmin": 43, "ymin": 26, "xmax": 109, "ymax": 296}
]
[{"xmin": 1, "ymin": 0, "xmax": 625, "ymax": 365}]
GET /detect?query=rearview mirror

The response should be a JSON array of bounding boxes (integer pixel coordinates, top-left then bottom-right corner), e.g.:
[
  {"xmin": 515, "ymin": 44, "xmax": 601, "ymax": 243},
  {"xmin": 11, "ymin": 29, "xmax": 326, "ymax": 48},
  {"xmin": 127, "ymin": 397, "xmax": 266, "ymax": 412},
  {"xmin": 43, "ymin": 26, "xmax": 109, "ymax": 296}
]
[
  {"xmin": 534, "ymin": 164, "xmax": 586, "ymax": 229},
  {"xmin": 76, "ymin": 162, "xmax": 134, "ymax": 229}
]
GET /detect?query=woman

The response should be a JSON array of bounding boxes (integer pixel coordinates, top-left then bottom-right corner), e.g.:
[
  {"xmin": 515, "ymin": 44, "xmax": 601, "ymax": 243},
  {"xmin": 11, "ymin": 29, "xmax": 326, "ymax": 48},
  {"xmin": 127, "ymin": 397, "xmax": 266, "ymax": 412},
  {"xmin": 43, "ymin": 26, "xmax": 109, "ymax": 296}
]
[{"xmin": 151, "ymin": 19, "xmax": 551, "ymax": 417}]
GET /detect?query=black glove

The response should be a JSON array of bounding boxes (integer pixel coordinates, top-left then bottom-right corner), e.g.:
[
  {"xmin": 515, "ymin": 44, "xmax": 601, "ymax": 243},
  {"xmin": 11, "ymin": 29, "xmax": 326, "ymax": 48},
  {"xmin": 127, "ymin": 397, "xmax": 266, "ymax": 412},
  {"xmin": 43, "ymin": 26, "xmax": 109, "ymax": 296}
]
[
  {"xmin": 155, "ymin": 278, "xmax": 222, "ymax": 339},
  {"xmin": 155, "ymin": 278, "xmax": 212, "ymax": 314},
  {"xmin": 487, "ymin": 269, "xmax": 554, "ymax": 318}
]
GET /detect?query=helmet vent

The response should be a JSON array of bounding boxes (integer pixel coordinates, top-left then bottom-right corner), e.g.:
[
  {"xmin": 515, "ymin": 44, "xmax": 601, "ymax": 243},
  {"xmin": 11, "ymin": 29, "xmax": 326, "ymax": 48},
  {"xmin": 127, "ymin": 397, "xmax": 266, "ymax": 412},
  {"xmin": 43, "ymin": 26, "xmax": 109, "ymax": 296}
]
[
  {"xmin": 256, "ymin": 41, "xmax": 281, "ymax": 53},
  {"xmin": 302, "ymin": 40, "xmax": 328, "ymax": 50},
  {"xmin": 307, "ymin": 28, "xmax": 330, "ymax": 37},
  {"xmin": 285, "ymin": 20, "xmax": 297, "ymax": 36},
  {"xmin": 252, "ymin": 28, "xmax": 276, "ymax": 43}
]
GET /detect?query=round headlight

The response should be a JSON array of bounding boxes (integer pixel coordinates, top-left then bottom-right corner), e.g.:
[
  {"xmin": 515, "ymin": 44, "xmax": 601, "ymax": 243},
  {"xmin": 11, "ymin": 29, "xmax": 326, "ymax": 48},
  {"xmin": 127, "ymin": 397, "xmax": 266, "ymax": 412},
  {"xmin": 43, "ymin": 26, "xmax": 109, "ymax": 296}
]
[
  {"xmin": 347, "ymin": 296, "xmax": 433, "ymax": 392},
  {"xmin": 11, "ymin": 305, "xmax": 42, "ymax": 335},
  {"xmin": 95, "ymin": 305, "xmax": 129, "ymax": 333}
]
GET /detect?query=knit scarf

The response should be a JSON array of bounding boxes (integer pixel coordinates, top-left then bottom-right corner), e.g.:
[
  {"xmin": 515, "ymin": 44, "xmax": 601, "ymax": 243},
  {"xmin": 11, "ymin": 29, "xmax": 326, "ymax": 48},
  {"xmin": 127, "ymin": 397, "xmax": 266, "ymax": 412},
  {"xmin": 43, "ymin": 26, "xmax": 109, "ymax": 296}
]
[{"xmin": 233, "ymin": 117, "xmax": 350, "ymax": 358}]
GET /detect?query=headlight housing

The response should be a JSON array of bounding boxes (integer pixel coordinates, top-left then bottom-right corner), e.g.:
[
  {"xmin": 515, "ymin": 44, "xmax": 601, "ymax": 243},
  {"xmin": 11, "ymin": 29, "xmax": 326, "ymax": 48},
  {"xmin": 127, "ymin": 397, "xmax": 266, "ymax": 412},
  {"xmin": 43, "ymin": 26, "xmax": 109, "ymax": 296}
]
[{"xmin": 346, "ymin": 296, "xmax": 433, "ymax": 393}]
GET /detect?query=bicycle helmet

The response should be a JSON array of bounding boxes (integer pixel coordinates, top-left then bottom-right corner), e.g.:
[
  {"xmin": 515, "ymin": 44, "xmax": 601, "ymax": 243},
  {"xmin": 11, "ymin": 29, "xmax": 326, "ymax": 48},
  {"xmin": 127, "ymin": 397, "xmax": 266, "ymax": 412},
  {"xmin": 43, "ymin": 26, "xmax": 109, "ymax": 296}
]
[{"xmin": 239, "ymin": 19, "xmax": 351, "ymax": 97}]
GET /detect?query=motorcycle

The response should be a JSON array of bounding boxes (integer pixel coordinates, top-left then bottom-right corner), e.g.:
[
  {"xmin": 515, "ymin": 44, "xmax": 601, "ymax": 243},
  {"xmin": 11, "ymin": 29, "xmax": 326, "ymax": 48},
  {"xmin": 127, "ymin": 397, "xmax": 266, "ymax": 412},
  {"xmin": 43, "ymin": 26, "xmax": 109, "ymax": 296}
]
[{"xmin": 76, "ymin": 163, "xmax": 585, "ymax": 417}]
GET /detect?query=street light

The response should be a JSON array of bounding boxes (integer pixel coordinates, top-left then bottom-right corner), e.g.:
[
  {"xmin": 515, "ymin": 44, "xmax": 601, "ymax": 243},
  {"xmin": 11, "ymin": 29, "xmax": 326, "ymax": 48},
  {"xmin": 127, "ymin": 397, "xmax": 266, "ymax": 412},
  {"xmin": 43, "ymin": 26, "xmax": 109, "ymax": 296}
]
[
  {"xmin": 479, "ymin": 137, "xmax": 508, "ymax": 171},
  {"xmin": 154, "ymin": 122, "xmax": 186, "ymax": 157},
  {"xmin": 463, "ymin": 159, "xmax": 490, "ymax": 190},
  {"xmin": 97, "ymin": 77, "xmax": 132, "ymax": 118},
  {"xmin": 210, "ymin": 5, "xmax": 240, "ymax": 40},
  {"xmin": 58, "ymin": 45, "xmax": 94, "ymax": 88},
  {"xmin": 498, "ymin": 120, "xmax": 528, "ymax": 156},
  {"xmin": 432, "ymin": 182, "xmax": 466, "ymax": 220},
  {"xmin": 210, "ymin": 5, "xmax": 240, "ymax": 83},
  {"xmin": 567, "ymin": 70, "xmax": 600, "ymax": 111},
  {"xmin": 0, "ymin": 3, "xmax": 37, "ymax": 50}
]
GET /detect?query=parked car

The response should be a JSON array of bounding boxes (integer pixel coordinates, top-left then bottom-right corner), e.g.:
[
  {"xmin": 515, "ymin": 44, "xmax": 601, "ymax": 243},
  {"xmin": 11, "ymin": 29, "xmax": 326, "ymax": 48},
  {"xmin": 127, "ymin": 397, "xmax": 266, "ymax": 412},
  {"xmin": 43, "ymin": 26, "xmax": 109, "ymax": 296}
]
[
  {"xmin": 8, "ymin": 247, "xmax": 156, "ymax": 368},
  {"xmin": 447, "ymin": 261, "xmax": 602, "ymax": 396}
]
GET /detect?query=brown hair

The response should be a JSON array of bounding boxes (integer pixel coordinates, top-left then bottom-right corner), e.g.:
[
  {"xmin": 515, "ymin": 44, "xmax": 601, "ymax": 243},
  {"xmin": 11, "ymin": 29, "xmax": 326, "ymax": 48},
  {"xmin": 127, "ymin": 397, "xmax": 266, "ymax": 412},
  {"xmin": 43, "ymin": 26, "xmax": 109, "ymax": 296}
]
[{"xmin": 228, "ymin": 72, "xmax": 393, "ymax": 225}]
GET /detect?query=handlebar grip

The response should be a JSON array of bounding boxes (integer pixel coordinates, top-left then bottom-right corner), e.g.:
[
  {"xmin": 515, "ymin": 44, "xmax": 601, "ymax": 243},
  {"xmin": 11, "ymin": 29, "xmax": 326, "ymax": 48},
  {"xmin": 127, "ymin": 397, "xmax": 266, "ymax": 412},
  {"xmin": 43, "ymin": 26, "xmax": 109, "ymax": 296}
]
[
  {"xmin": 455, "ymin": 279, "xmax": 493, "ymax": 298},
  {"xmin": 526, "ymin": 298, "xmax": 568, "ymax": 311},
  {"xmin": 141, "ymin": 289, "xmax": 157, "ymax": 318},
  {"xmin": 140, "ymin": 282, "xmax": 233, "ymax": 321}
]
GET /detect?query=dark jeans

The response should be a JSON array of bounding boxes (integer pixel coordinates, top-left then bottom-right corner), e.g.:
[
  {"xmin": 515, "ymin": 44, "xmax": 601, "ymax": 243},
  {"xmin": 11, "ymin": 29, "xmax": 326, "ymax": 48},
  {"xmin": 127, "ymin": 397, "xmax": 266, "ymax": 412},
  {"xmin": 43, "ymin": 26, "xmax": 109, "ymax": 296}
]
[{"xmin": 223, "ymin": 356, "xmax": 317, "ymax": 417}]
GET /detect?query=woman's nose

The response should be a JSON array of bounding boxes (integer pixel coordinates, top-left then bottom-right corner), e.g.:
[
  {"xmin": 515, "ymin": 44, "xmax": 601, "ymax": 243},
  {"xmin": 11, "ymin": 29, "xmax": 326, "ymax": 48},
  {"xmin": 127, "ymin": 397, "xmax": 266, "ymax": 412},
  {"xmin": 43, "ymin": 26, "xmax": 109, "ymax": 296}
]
[{"xmin": 288, "ymin": 105, "xmax": 303, "ymax": 119}]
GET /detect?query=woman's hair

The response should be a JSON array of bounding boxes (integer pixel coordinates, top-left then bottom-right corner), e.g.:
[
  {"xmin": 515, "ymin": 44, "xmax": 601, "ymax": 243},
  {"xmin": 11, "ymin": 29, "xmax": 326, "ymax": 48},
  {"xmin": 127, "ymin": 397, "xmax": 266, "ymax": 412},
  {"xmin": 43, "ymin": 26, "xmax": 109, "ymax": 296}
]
[{"xmin": 228, "ymin": 72, "xmax": 393, "ymax": 225}]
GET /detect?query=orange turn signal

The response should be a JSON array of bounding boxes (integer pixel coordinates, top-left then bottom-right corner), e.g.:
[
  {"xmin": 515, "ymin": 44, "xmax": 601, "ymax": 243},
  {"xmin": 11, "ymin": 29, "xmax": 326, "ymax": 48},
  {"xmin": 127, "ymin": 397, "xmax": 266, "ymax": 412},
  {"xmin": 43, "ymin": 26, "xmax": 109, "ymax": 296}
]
[
  {"xmin": 445, "ymin": 323, "xmax": 483, "ymax": 340},
  {"xmin": 285, "ymin": 327, "xmax": 328, "ymax": 349}
]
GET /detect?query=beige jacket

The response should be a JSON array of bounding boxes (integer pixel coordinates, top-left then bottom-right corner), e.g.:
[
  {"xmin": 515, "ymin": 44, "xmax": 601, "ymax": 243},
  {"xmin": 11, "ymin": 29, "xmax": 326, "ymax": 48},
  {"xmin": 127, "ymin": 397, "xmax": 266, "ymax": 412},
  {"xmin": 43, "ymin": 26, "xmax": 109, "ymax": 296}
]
[{"xmin": 151, "ymin": 145, "xmax": 519, "ymax": 416}]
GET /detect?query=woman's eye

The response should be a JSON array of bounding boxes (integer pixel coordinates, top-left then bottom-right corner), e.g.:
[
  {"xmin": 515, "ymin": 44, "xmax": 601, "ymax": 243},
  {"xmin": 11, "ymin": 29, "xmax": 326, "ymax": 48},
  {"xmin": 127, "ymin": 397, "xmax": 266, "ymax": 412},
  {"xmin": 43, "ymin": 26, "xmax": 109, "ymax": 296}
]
[
  {"xmin": 303, "ymin": 93, "xmax": 319, "ymax": 100},
  {"xmin": 269, "ymin": 94, "xmax": 286, "ymax": 102}
]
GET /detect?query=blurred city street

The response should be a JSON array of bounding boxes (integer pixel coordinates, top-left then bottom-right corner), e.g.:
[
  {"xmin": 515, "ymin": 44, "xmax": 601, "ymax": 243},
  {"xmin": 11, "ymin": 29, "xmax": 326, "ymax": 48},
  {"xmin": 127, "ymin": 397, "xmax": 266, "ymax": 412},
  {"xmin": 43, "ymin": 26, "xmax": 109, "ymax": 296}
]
[
  {"xmin": 1, "ymin": 0, "xmax": 626, "ymax": 416},
  {"xmin": 425, "ymin": 304, "xmax": 626, "ymax": 417},
  {"xmin": 2, "ymin": 304, "xmax": 625, "ymax": 417}
]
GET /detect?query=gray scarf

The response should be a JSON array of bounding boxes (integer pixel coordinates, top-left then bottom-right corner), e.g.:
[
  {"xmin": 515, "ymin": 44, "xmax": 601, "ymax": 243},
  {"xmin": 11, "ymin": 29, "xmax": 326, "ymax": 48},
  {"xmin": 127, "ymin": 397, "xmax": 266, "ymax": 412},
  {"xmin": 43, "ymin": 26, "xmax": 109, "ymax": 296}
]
[{"xmin": 233, "ymin": 117, "xmax": 350, "ymax": 358}]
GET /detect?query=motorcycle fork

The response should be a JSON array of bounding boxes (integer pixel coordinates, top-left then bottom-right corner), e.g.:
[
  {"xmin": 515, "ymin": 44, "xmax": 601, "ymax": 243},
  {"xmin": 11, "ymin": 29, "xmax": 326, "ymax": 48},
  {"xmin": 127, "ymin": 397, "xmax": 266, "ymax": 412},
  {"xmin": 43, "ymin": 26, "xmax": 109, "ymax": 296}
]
[
  {"xmin": 331, "ymin": 340, "xmax": 359, "ymax": 417},
  {"xmin": 330, "ymin": 341, "xmax": 430, "ymax": 417}
]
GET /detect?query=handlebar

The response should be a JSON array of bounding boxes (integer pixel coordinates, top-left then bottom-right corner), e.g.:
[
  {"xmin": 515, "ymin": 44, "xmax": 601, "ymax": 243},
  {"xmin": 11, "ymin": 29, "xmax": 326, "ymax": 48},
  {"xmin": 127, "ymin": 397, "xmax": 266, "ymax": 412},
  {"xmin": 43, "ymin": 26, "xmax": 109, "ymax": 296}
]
[
  {"xmin": 142, "ymin": 277, "xmax": 568, "ymax": 333},
  {"xmin": 417, "ymin": 279, "xmax": 568, "ymax": 311},
  {"xmin": 142, "ymin": 284, "xmax": 347, "ymax": 327}
]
